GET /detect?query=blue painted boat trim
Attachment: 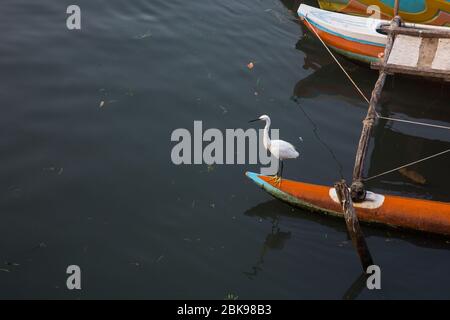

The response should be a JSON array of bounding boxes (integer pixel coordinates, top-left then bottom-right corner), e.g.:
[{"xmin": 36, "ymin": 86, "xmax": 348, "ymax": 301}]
[
  {"xmin": 245, "ymin": 171, "xmax": 341, "ymax": 215},
  {"xmin": 246, "ymin": 171, "xmax": 279, "ymax": 194},
  {"xmin": 300, "ymin": 14, "xmax": 386, "ymax": 47}
]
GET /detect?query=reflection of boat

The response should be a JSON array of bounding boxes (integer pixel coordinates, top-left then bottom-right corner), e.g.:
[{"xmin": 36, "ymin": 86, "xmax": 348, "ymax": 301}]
[
  {"xmin": 244, "ymin": 199, "xmax": 450, "ymax": 298},
  {"xmin": 293, "ymin": 61, "xmax": 450, "ymax": 121},
  {"xmin": 317, "ymin": 0, "xmax": 450, "ymax": 26},
  {"xmin": 298, "ymin": 4, "xmax": 449, "ymax": 64},
  {"xmin": 278, "ymin": 0, "xmax": 304, "ymax": 12},
  {"xmin": 245, "ymin": 172, "xmax": 450, "ymax": 236},
  {"xmin": 295, "ymin": 30, "xmax": 338, "ymax": 70},
  {"xmin": 293, "ymin": 63, "xmax": 377, "ymax": 101}
]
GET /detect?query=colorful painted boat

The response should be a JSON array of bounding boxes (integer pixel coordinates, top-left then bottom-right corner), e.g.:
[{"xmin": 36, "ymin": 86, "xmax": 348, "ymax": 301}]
[
  {"xmin": 246, "ymin": 172, "xmax": 450, "ymax": 236},
  {"xmin": 317, "ymin": 0, "xmax": 450, "ymax": 26},
  {"xmin": 298, "ymin": 4, "xmax": 388, "ymax": 64}
]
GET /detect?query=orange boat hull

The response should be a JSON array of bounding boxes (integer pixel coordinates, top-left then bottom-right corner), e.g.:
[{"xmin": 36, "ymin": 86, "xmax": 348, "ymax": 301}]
[{"xmin": 246, "ymin": 172, "xmax": 450, "ymax": 236}]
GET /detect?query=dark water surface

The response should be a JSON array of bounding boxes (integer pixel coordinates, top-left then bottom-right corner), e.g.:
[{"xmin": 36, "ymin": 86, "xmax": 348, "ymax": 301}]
[{"xmin": 1, "ymin": 0, "xmax": 449, "ymax": 299}]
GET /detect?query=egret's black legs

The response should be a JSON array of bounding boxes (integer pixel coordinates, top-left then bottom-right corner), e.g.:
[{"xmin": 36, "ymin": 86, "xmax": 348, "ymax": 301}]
[
  {"xmin": 275, "ymin": 161, "xmax": 283, "ymax": 186},
  {"xmin": 276, "ymin": 158, "xmax": 281, "ymax": 176},
  {"xmin": 269, "ymin": 159, "xmax": 283, "ymax": 186},
  {"xmin": 280, "ymin": 161, "xmax": 284, "ymax": 179},
  {"xmin": 270, "ymin": 159, "xmax": 281, "ymax": 177}
]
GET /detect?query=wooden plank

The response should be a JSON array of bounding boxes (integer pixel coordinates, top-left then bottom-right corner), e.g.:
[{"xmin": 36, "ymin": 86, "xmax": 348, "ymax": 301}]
[
  {"xmin": 432, "ymin": 39, "xmax": 450, "ymax": 71},
  {"xmin": 380, "ymin": 25, "xmax": 450, "ymax": 39},
  {"xmin": 403, "ymin": 23, "xmax": 450, "ymax": 33},
  {"xmin": 387, "ymin": 35, "xmax": 421, "ymax": 67},
  {"xmin": 372, "ymin": 62, "xmax": 450, "ymax": 80},
  {"xmin": 417, "ymin": 38, "xmax": 439, "ymax": 68}
]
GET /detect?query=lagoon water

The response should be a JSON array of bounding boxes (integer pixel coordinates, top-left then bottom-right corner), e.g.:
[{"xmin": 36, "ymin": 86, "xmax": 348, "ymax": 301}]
[{"xmin": 0, "ymin": 0, "xmax": 449, "ymax": 299}]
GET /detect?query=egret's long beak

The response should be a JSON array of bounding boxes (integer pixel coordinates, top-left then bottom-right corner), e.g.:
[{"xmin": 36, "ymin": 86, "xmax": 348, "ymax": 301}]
[{"xmin": 248, "ymin": 119, "xmax": 261, "ymax": 123}]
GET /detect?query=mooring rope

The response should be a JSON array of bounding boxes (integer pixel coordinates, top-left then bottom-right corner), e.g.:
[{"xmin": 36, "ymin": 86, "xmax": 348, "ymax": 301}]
[
  {"xmin": 303, "ymin": 16, "xmax": 371, "ymax": 105},
  {"xmin": 375, "ymin": 112, "xmax": 450, "ymax": 130},
  {"xmin": 363, "ymin": 149, "xmax": 450, "ymax": 182}
]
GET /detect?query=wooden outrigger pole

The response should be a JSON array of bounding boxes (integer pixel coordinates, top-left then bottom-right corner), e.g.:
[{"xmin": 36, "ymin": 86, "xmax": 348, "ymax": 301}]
[
  {"xmin": 336, "ymin": 1, "xmax": 401, "ymax": 271},
  {"xmin": 350, "ymin": 0, "xmax": 401, "ymax": 201},
  {"xmin": 335, "ymin": 181, "xmax": 373, "ymax": 271}
]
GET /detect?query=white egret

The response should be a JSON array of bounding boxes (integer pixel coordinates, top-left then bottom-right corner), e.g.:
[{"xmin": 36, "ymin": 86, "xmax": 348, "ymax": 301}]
[{"xmin": 249, "ymin": 115, "xmax": 299, "ymax": 185}]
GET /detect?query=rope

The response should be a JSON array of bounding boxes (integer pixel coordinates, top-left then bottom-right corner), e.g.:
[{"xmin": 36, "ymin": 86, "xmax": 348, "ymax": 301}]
[
  {"xmin": 363, "ymin": 149, "xmax": 450, "ymax": 182},
  {"xmin": 303, "ymin": 16, "xmax": 370, "ymax": 105},
  {"xmin": 375, "ymin": 112, "xmax": 450, "ymax": 130}
]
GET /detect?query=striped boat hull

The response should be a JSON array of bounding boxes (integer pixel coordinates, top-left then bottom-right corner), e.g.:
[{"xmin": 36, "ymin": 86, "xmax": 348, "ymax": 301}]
[
  {"xmin": 298, "ymin": 4, "xmax": 387, "ymax": 64},
  {"xmin": 304, "ymin": 19, "xmax": 384, "ymax": 63}
]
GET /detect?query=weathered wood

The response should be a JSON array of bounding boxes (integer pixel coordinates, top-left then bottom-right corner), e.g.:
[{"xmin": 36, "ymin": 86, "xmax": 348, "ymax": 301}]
[
  {"xmin": 403, "ymin": 22, "xmax": 450, "ymax": 33},
  {"xmin": 335, "ymin": 181, "xmax": 374, "ymax": 271},
  {"xmin": 371, "ymin": 31, "xmax": 450, "ymax": 81},
  {"xmin": 433, "ymin": 39, "xmax": 450, "ymax": 71},
  {"xmin": 387, "ymin": 35, "xmax": 449, "ymax": 71},
  {"xmin": 372, "ymin": 62, "xmax": 450, "ymax": 80},
  {"xmin": 388, "ymin": 35, "xmax": 422, "ymax": 67},
  {"xmin": 417, "ymin": 38, "xmax": 439, "ymax": 67},
  {"xmin": 394, "ymin": 0, "xmax": 400, "ymax": 16},
  {"xmin": 351, "ymin": 74, "xmax": 385, "ymax": 184},
  {"xmin": 380, "ymin": 25, "xmax": 450, "ymax": 39},
  {"xmin": 352, "ymin": 18, "xmax": 401, "ymax": 190},
  {"xmin": 343, "ymin": 272, "xmax": 368, "ymax": 300}
]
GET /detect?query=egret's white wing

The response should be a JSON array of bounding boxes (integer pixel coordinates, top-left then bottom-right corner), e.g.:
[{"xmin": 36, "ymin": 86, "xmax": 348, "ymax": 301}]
[{"xmin": 270, "ymin": 140, "xmax": 299, "ymax": 160}]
